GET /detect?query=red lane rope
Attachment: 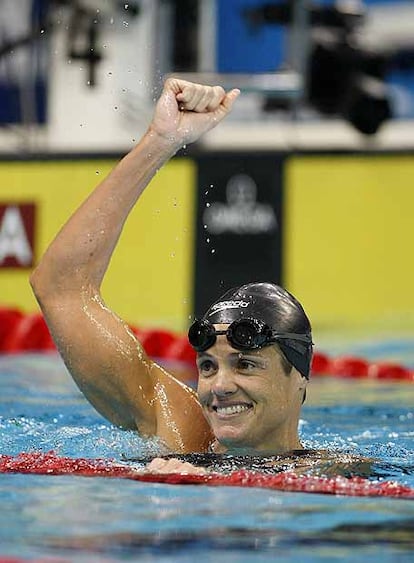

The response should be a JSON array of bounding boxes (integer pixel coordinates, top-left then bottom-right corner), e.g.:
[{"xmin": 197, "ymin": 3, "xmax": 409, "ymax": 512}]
[
  {"xmin": 1, "ymin": 452, "xmax": 413, "ymax": 499},
  {"xmin": 311, "ymin": 351, "xmax": 414, "ymax": 381},
  {"xmin": 0, "ymin": 306, "xmax": 413, "ymax": 382}
]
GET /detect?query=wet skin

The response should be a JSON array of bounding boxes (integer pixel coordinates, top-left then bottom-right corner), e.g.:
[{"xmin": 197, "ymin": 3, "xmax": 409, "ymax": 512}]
[{"xmin": 195, "ymin": 325, "xmax": 308, "ymax": 454}]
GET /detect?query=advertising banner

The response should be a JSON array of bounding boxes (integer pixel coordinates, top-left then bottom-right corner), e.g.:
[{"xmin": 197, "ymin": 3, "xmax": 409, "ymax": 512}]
[
  {"xmin": 194, "ymin": 153, "xmax": 284, "ymax": 317},
  {"xmin": 285, "ymin": 154, "xmax": 414, "ymax": 328}
]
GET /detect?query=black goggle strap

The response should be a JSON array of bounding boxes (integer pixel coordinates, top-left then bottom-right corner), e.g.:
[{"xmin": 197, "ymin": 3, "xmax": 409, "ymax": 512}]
[
  {"xmin": 271, "ymin": 332, "xmax": 312, "ymax": 342},
  {"xmin": 271, "ymin": 332, "xmax": 313, "ymax": 354},
  {"xmin": 271, "ymin": 332, "xmax": 313, "ymax": 344}
]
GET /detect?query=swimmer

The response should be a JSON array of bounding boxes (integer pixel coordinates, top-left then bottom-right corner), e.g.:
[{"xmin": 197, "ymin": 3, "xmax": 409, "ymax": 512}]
[
  {"xmin": 30, "ymin": 77, "xmax": 365, "ymax": 476},
  {"xmin": 188, "ymin": 282, "xmax": 313, "ymax": 454}
]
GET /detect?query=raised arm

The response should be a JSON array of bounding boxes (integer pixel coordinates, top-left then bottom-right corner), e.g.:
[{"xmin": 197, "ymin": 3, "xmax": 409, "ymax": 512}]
[{"xmin": 30, "ymin": 78, "xmax": 239, "ymax": 451}]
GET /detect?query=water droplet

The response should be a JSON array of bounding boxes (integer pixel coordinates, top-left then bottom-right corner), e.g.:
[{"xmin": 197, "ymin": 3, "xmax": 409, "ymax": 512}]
[
  {"xmin": 108, "ymin": 71, "xmax": 113, "ymax": 76},
  {"xmin": 40, "ymin": 29, "xmax": 45, "ymax": 34},
  {"xmin": 183, "ymin": 144, "xmax": 187, "ymax": 150},
  {"xmin": 124, "ymin": 3, "xmax": 129, "ymax": 9},
  {"xmin": 110, "ymin": 17, "xmax": 114, "ymax": 24},
  {"xmin": 203, "ymin": 224, "xmax": 207, "ymax": 229},
  {"xmin": 206, "ymin": 238, "xmax": 210, "ymax": 243},
  {"xmin": 96, "ymin": 170, "xmax": 100, "ymax": 175},
  {"xmin": 114, "ymin": 106, "xmax": 118, "ymax": 110},
  {"xmin": 170, "ymin": 252, "xmax": 176, "ymax": 258},
  {"xmin": 211, "ymin": 249, "xmax": 216, "ymax": 254},
  {"xmin": 123, "ymin": 21, "xmax": 129, "ymax": 27},
  {"xmin": 206, "ymin": 202, "xmax": 211, "ymax": 207}
]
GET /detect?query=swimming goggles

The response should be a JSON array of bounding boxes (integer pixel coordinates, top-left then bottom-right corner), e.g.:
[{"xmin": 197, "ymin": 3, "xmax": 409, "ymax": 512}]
[{"xmin": 188, "ymin": 317, "xmax": 313, "ymax": 353}]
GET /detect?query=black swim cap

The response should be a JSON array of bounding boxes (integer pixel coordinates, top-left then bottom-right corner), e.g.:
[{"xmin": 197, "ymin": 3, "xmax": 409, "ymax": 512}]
[{"xmin": 202, "ymin": 282, "xmax": 313, "ymax": 378}]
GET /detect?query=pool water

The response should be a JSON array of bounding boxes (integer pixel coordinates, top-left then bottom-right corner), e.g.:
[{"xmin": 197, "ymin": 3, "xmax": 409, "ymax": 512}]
[{"xmin": 1, "ymin": 349, "xmax": 413, "ymax": 562}]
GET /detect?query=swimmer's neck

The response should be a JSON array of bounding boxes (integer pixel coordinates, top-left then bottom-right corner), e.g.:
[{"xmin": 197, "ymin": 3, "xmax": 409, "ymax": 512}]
[{"xmin": 210, "ymin": 440, "xmax": 304, "ymax": 456}]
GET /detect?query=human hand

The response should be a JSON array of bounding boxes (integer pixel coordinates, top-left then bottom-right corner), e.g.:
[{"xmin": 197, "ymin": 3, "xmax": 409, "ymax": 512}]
[
  {"xmin": 145, "ymin": 457, "xmax": 208, "ymax": 475},
  {"xmin": 149, "ymin": 78, "xmax": 240, "ymax": 149}
]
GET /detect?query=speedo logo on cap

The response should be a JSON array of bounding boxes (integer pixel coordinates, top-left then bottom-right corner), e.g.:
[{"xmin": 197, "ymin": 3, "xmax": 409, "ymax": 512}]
[{"xmin": 208, "ymin": 300, "xmax": 250, "ymax": 315}]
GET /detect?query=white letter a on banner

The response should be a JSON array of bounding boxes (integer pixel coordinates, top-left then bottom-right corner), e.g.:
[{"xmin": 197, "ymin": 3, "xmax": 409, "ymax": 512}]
[{"xmin": 0, "ymin": 206, "xmax": 32, "ymax": 266}]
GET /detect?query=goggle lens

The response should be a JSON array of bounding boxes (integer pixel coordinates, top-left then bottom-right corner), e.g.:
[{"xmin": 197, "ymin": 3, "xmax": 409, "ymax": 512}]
[
  {"xmin": 228, "ymin": 319, "xmax": 268, "ymax": 349},
  {"xmin": 189, "ymin": 318, "xmax": 277, "ymax": 352},
  {"xmin": 188, "ymin": 319, "xmax": 216, "ymax": 351}
]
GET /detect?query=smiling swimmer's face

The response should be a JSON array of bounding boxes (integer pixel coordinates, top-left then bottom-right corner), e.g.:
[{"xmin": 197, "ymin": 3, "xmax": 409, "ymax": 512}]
[{"xmin": 196, "ymin": 324, "xmax": 308, "ymax": 453}]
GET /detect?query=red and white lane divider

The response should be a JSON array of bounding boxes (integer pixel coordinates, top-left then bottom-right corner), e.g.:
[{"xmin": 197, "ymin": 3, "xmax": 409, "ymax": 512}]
[
  {"xmin": 1, "ymin": 451, "xmax": 413, "ymax": 499},
  {"xmin": 0, "ymin": 307, "xmax": 413, "ymax": 382}
]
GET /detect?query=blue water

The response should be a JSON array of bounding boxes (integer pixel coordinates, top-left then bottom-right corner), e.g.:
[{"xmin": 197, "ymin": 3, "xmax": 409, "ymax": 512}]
[{"xmin": 1, "ymin": 351, "xmax": 414, "ymax": 562}]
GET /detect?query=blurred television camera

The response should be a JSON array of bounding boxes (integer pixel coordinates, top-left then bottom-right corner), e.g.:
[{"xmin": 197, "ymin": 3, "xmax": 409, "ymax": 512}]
[{"xmin": 244, "ymin": 0, "xmax": 414, "ymax": 135}]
